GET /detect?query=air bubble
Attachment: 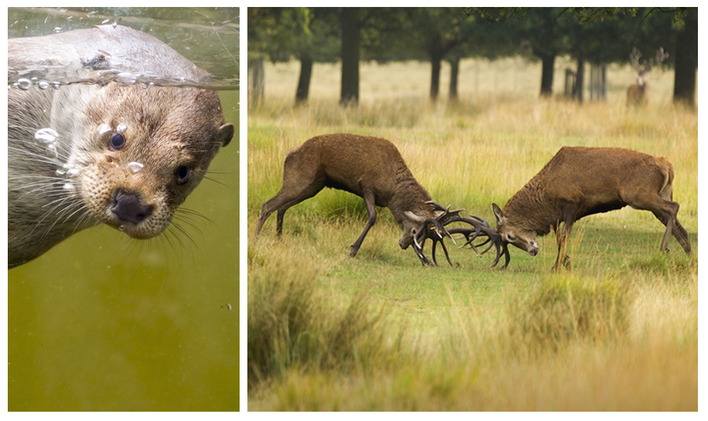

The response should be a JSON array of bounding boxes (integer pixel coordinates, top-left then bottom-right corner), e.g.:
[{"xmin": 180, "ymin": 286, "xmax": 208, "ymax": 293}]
[
  {"xmin": 127, "ymin": 162, "xmax": 144, "ymax": 173},
  {"xmin": 63, "ymin": 183, "xmax": 75, "ymax": 192},
  {"xmin": 118, "ymin": 225, "xmax": 125, "ymax": 231},
  {"xmin": 116, "ymin": 123, "xmax": 128, "ymax": 133},
  {"xmin": 38, "ymin": 80, "xmax": 51, "ymax": 90},
  {"xmin": 98, "ymin": 123, "xmax": 112, "ymax": 135},
  {"xmin": 46, "ymin": 143, "xmax": 58, "ymax": 159},
  {"xmin": 17, "ymin": 78, "xmax": 32, "ymax": 90},
  {"xmin": 116, "ymin": 72, "xmax": 137, "ymax": 85},
  {"xmin": 66, "ymin": 168, "xmax": 80, "ymax": 178},
  {"xmin": 35, "ymin": 128, "xmax": 59, "ymax": 144}
]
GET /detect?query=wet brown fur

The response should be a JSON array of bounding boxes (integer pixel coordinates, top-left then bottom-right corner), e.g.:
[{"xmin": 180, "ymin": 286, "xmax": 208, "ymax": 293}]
[{"xmin": 8, "ymin": 26, "xmax": 234, "ymax": 268}]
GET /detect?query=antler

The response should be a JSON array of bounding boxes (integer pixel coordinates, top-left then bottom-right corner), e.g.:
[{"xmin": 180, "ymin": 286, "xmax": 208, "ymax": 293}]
[
  {"xmin": 629, "ymin": 47, "xmax": 669, "ymax": 75},
  {"xmin": 411, "ymin": 203, "xmax": 461, "ymax": 266},
  {"xmin": 629, "ymin": 47, "xmax": 643, "ymax": 72},
  {"xmin": 412, "ymin": 201, "xmax": 510, "ymax": 269}
]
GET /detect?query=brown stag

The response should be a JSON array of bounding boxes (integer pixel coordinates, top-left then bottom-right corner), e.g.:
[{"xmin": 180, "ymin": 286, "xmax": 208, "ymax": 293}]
[
  {"xmin": 492, "ymin": 146, "xmax": 692, "ymax": 271},
  {"xmin": 626, "ymin": 47, "xmax": 669, "ymax": 107},
  {"xmin": 254, "ymin": 133, "xmax": 500, "ymax": 266}
]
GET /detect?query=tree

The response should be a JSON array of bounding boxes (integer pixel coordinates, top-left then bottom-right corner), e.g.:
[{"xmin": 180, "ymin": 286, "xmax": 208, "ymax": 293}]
[
  {"xmin": 672, "ymin": 9, "xmax": 697, "ymax": 107},
  {"xmin": 248, "ymin": 7, "xmax": 339, "ymax": 106},
  {"xmin": 407, "ymin": 8, "xmax": 478, "ymax": 102},
  {"xmin": 339, "ymin": 8, "xmax": 411, "ymax": 106},
  {"xmin": 514, "ymin": 8, "xmax": 567, "ymax": 98},
  {"xmin": 340, "ymin": 8, "xmax": 361, "ymax": 105}
]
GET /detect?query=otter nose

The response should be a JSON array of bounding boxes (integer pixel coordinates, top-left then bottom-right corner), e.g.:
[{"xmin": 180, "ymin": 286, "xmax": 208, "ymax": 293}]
[{"xmin": 111, "ymin": 190, "xmax": 153, "ymax": 225}]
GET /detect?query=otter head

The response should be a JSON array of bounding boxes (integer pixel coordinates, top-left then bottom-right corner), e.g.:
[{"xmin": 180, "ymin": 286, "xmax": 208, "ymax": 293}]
[
  {"xmin": 65, "ymin": 84, "xmax": 234, "ymax": 239},
  {"xmin": 492, "ymin": 203, "xmax": 538, "ymax": 256}
]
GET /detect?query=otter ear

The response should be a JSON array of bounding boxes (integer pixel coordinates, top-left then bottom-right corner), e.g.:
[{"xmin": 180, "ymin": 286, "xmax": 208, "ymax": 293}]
[
  {"xmin": 492, "ymin": 203, "xmax": 504, "ymax": 226},
  {"xmin": 217, "ymin": 123, "xmax": 234, "ymax": 147}
]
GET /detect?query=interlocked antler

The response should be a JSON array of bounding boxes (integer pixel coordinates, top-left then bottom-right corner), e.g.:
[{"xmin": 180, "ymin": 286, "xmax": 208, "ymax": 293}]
[
  {"xmin": 411, "ymin": 203, "xmax": 464, "ymax": 266},
  {"xmin": 412, "ymin": 201, "xmax": 510, "ymax": 268}
]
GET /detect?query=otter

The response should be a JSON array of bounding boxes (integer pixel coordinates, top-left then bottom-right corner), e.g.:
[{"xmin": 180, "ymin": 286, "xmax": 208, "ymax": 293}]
[{"xmin": 8, "ymin": 25, "xmax": 234, "ymax": 268}]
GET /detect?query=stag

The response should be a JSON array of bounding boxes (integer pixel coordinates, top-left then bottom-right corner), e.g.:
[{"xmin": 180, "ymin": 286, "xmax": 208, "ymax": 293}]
[
  {"xmin": 627, "ymin": 47, "xmax": 669, "ymax": 106},
  {"xmin": 492, "ymin": 146, "xmax": 692, "ymax": 271},
  {"xmin": 254, "ymin": 134, "xmax": 500, "ymax": 266}
]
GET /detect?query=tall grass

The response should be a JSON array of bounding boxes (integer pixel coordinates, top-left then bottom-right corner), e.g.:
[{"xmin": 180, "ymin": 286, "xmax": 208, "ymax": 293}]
[
  {"xmin": 508, "ymin": 275, "xmax": 631, "ymax": 353},
  {"xmin": 248, "ymin": 251, "xmax": 407, "ymax": 388},
  {"xmin": 248, "ymin": 57, "xmax": 697, "ymax": 410}
]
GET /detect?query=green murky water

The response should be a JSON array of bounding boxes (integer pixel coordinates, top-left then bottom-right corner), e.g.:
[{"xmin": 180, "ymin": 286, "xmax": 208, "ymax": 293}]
[{"xmin": 8, "ymin": 8, "xmax": 239, "ymax": 411}]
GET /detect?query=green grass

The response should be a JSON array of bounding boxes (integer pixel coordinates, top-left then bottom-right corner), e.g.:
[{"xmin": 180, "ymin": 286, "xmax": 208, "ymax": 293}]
[{"xmin": 247, "ymin": 57, "xmax": 697, "ymax": 410}]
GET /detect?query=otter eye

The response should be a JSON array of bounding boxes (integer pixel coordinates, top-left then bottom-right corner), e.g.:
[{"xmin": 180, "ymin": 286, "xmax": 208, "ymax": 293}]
[
  {"xmin": 109, "ymin": 132, "xmax": 126, "ymax": 150},
  {"xmin": 176, "ymin": 166, "xmax": 190, "ymax": 184}
]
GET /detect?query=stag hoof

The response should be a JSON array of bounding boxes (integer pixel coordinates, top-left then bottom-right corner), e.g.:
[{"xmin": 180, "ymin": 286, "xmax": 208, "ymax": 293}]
[{"xmin": 551, "ymin": 255, "xmax": 571, "ymax": 272}]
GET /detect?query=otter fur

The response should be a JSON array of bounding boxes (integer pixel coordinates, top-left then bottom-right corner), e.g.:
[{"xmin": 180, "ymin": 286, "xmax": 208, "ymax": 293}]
[{"xmin": 8, "ymin": 25, "xmax": 234, "ymax": 268}]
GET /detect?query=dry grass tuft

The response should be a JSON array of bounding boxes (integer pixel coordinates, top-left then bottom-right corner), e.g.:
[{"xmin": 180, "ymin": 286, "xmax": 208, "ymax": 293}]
[
  {"xmin": 248, "ymin": 252, "xmax": 407, "ymax": 388},
  {"xmin": 508, "ymin": 275, "xmax": 631, "ymax": 353}
]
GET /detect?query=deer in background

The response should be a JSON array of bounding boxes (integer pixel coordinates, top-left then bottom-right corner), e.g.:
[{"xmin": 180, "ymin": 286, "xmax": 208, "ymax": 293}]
[
  {"xmin": 626, "ymin": 47, "xmax": 669, "ymax": 106},
  {"xmin": 255, "ymin": 133, "xmax": 500, "ymax": 266},
  {"xmin": 491, "ymin": 146, "xmax": 692, "ymax": 271}
]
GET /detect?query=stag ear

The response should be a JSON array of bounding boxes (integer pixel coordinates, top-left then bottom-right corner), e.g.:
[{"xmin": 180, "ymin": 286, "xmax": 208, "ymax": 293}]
[
  {"xmin": 404, "ymin": 211, "xmax": 426, "ymax": 224},
  {"xmin": 492, "ymin": 203, "xmax": 504, "ymax": 226}
]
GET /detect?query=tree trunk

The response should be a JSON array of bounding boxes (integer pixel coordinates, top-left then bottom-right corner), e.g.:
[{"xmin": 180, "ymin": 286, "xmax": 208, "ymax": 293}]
[
  {"xmin": 248, "ymin": 56, "xmax": 265, "ymax": 107},
  {"xmin": 340, "ymin": 8, "xmax": 360, "ymax": 106},
  {"xmin": 539, "ymin": 53, "xmax": 555, "ymax": 97},
  {"xmin": 430, "ymin": 53, "xmax": 442, "ymax": 102},
  {"xmin": 574, "ymin": 58, "xmax": 585, "ymax": 103},
  {"xmin": 295, "ymin": 54, "xmax": 313, "ymax": 105},
  {"xmin": 589, "ymin": 64, "xmax": 607, "ymax": 101},
  {"xmin": 673, "ymin": 11, "xmax": 697, "ymax": 108},
  {"xmin": 448, "ymin": 57, "xmax": 460, "ymax": 101}
]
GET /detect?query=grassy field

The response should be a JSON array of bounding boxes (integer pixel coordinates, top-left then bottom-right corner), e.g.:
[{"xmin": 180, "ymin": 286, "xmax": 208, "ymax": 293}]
[{"xmin": 247, "ymin": 57, "xmax": 697, "ymax": 410}]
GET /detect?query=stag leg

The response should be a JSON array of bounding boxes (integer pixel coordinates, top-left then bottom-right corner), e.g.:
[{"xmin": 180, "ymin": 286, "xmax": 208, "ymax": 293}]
[
  {"xmin": 255, "ymin": 182, "xmax": 324, "ymax": 238},
  {"xmin": 649, "ymin": 204, "xmax": 691, "ymax": 255},
  {"xmin": 658, "ymin": 186, "xmax": 691, "ymax": 255},
  {"xmin": 553, "ymin": 218, "xmax": 574, "ymax": 272},
  {"xmin": 625, "ymin": 188, "xmax": 692, "ymax": 255},
  {"xmin": 671, "ymin": 218, "xmax": 692, "ymax": 255},
  {"xmin": 350, "ymin": 188, "xmax": 377, "ymax": 257}
]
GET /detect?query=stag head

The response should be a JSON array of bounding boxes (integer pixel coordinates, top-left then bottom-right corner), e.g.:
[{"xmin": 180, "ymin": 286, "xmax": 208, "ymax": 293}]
[
  {"xmin": 629, "ymin": 47, "xmax": 669, "ymax": 84},
  {"xmin": 492, "ymin": 203, "xmax": 538, "ymax": 256}
]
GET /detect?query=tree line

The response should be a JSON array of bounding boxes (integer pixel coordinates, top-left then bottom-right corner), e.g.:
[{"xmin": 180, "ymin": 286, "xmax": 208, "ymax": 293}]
[{"xmin": 248, "ymin": 7, "xmax": 697, "ymax": 108}]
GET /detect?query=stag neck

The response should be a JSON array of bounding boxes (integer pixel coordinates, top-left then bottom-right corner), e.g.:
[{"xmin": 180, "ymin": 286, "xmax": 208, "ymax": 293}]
[
  {"xmin": 504, "ymin": 180, "xmax": 557, "ymax": 235},
  {"xmin": 389, "ymin": 179, "xmax": 434, "ymax": 220}
]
